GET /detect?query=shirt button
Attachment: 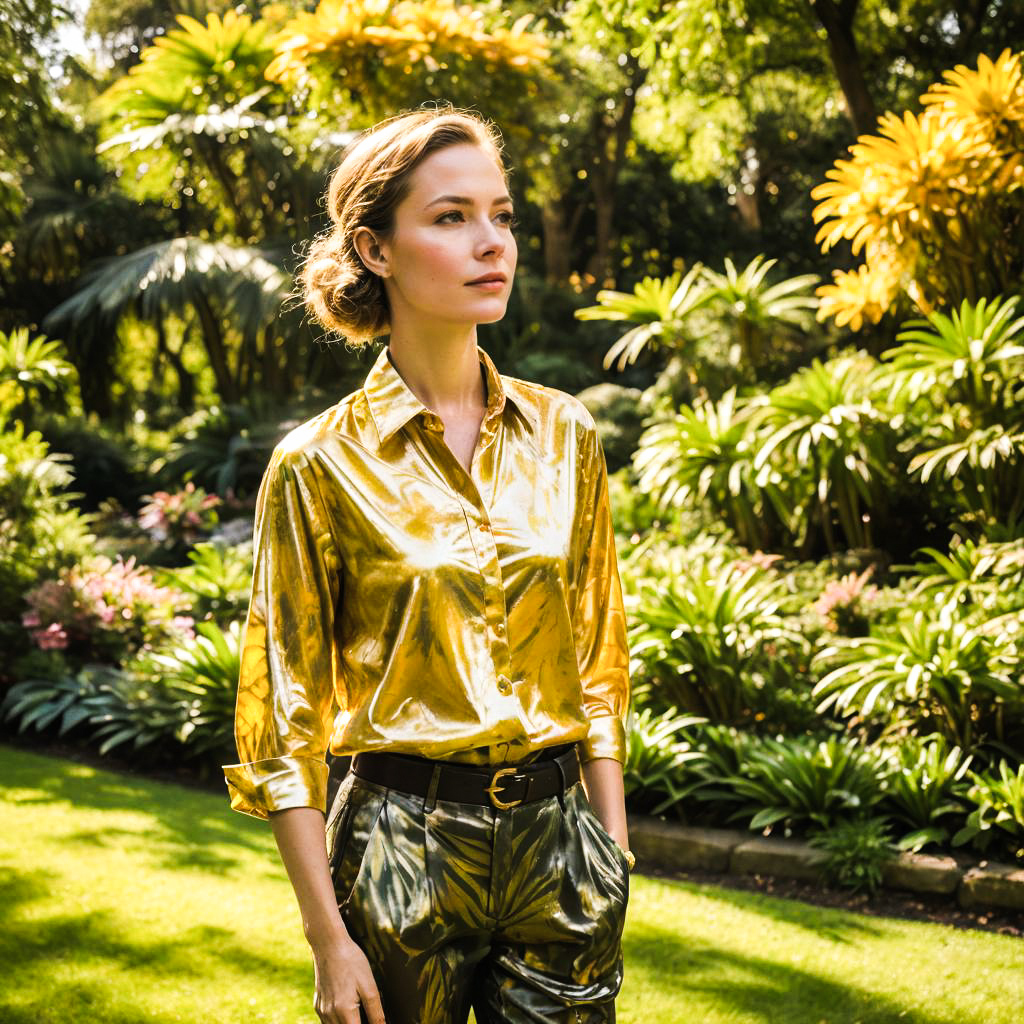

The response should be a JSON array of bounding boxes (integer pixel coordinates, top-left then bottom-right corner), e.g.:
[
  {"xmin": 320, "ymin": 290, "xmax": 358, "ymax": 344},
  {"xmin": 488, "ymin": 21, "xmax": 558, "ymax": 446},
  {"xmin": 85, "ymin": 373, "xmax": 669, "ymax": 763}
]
[
  {"xmin": 494, "ymin": 621, "xmax": 505, "ymax": 635},
  {"xmin": 496, "ymin": 675, "xmax": 513, "ymax": 695},
  {"xmin": 479, "ymin": 521, "xmax": 491, "ymax": 533}
]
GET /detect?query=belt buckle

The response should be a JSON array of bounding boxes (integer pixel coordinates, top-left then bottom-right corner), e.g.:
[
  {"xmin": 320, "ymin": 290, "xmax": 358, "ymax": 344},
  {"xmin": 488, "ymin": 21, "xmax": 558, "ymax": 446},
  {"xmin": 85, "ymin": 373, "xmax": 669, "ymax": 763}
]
[{"xmin": 486, "ymin": 766, "xmax": 523, "ymax": 810}]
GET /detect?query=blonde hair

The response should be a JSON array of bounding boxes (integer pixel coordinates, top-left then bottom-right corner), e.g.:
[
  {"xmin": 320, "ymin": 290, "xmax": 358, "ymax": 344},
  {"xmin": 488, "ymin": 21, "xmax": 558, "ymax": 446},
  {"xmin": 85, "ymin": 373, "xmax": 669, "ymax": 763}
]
[{"xmin": 301, "ymin": 105, "xmax": 507, "ymax": 346}]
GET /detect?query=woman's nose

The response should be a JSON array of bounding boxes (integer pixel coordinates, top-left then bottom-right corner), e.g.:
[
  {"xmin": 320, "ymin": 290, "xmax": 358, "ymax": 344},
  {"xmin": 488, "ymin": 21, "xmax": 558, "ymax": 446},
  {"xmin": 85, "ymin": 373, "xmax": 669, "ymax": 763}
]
[{"xmin": 475, "ymin": 217, "xmax": 506, "ymax": 257}]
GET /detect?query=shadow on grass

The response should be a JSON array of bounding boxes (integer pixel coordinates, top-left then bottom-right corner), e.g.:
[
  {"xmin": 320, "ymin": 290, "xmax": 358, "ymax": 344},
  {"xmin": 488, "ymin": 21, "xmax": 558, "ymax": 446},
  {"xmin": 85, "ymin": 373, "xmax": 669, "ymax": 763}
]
[
  {"xmin": 626, "ymin": 921, "xmax": 972, "ymax": 1024},
  {"xmin": 2, "ymin": 744, "xmax": 275, "ymax": 875},
  {"xmin": 639, "ymin": 871, "xmax": 886, "ymax": 944},
  {"xmin": 0, "ymin": 862, "xmax": 307, "ymax": 1023}
]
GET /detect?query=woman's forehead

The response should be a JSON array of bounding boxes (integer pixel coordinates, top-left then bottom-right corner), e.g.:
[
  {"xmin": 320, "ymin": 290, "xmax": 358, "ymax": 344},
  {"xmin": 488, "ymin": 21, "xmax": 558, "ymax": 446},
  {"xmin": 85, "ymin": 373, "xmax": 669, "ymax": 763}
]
[{"xmin": 405, "ymin": 144, "xmax": 509, "ymax": 204}]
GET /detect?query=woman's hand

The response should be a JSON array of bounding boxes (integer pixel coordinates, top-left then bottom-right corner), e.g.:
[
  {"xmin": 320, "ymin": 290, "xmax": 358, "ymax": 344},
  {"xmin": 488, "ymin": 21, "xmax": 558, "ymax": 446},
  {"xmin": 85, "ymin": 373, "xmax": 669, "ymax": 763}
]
[
  {"xmin": 312, "ymin": 936, "xmax": 386, "ymax": 1024},
  {"xmin": 268, "ymin": 806, "xmax": 388, "ymax": 1024},
  {"xmin": 581, "ymin": 756, "xmax": 629, "ymax": 852}
]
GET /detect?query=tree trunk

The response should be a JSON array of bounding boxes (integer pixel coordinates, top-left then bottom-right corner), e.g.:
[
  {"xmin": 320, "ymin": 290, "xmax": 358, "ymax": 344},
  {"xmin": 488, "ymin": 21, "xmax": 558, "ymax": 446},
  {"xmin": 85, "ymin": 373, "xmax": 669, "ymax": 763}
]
[
  {"xmin": 154, "ymin": 315, "xmax": 195, "ymax": 411},
  {"xmin": 811, "ymin": 0, "xmax": 878, "ymax": 137},
  {"xmin": 193, "ymin": 293, "xmax": 237, "ymax": 403},
  {"xmin": 584, "ymin": 53, "xmax": 647, "ymax": 284},
  {"xmin": 541, "ymin": 199, "xmax": 572, "ymax": 283}
]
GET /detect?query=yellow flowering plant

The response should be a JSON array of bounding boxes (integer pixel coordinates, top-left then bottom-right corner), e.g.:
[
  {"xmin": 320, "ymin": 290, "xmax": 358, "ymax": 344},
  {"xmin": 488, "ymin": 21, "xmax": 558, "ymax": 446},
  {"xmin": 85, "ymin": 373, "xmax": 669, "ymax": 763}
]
[
  {"xmin": 266, "ymin": 0, "xmax": 550, "ymax": 113},
  {"xmin": 813, "ymin": 49, "xmax": 1024, "ymax": 330}
]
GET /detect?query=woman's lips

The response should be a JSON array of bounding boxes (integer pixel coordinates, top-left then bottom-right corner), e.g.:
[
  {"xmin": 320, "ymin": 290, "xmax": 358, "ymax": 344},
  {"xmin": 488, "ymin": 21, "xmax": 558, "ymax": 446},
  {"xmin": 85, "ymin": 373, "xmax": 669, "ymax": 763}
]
[{"xmin": 466, "ymin": 279, "xmax": 506, "ymax": 291}]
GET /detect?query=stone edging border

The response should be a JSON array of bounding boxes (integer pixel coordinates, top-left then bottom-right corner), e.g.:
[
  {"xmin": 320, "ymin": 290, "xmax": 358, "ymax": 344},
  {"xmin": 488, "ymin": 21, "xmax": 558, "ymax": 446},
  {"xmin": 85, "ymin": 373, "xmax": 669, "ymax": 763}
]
[{"xmin": 627, "ymin": 814, "xmax": 1024, "ymax": 913}]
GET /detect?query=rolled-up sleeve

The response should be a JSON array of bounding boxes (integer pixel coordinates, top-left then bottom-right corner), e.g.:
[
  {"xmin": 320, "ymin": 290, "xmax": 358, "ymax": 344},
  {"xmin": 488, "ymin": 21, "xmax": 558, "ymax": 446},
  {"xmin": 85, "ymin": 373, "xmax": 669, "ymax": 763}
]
[
  {"xmin": 571, "ymin": 417, "xmax": 631, "ymax": 764},
  {"xmin": 222, "ymin": 446, "xmax": 342, "ymax": 819}
]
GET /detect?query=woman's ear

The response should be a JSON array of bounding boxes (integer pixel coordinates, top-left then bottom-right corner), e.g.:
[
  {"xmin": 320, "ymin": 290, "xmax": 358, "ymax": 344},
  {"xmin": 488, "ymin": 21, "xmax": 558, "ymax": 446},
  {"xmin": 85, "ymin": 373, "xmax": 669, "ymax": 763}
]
[{"xmin": 353, "ymin": 227, "xmax": 390, "ymax": 278}]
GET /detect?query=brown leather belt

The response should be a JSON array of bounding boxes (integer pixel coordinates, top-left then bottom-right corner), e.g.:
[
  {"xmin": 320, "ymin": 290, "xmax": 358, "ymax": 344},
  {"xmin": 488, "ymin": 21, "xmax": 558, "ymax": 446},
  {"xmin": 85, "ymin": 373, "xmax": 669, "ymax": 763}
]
[{"xmin": 351, "ymin": 743, "xmax": 581, "ymax": 810}]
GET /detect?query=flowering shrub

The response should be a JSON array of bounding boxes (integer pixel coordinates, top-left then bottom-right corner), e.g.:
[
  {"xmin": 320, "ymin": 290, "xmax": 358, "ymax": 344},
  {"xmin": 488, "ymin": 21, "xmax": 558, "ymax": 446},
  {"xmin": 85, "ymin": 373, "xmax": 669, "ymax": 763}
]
[
  {"xmin": 21, "ymin": 555, "xmax": 194, "ymax": 665},
  {"xmin": 813, "ymin": 48, "xmax": 1024, "ymax": 327},
  {"xmin": 138, "ymin": 481, "xmax": 220, "ymax": 547},
  {"xmin": 812, "ymin": 565, "xmax": 879, "ymax": 635}
]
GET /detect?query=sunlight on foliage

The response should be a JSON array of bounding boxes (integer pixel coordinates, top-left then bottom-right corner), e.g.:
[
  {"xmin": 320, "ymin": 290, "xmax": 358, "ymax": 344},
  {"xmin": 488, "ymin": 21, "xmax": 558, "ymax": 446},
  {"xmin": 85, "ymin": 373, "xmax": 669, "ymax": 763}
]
[
  {"xmin": 266, "ymin": 0, "xmax": 549, "ymax": 92},
  {"xmin": 813, "ymin": 49, "xmax": 1024, "ymax": 327}
]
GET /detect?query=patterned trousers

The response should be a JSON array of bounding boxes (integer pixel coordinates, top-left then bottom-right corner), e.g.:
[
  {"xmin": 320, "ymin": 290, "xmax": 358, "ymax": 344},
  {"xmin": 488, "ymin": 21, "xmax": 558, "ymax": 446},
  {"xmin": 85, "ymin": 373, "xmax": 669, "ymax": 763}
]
[{"xmin": 325, "ymin": 766, "xmax": 630, "ymax": 1024}]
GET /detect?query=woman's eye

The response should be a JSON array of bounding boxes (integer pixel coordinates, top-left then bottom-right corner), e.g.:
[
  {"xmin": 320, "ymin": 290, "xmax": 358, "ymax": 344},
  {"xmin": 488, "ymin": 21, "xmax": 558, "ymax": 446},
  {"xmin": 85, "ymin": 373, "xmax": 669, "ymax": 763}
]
[
  {"xmin": 437, "ymin": 210, "xmax": 464, "ymax": 223},
  {"xmin": 498, "ymin": 212, "xmax": 519, "ymax": 229}
]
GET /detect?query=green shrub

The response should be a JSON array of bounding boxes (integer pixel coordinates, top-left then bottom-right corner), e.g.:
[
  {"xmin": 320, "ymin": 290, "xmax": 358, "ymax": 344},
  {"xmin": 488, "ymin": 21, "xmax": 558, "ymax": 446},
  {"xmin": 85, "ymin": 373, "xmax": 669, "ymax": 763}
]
[
  {"xmin": 699, "ymin": 734, "xmax": 891, "ymax": 833},
  {"xmin": 813, "ymin": 605, "xmax": 1023, "ymax": 752},
  {"xmin": 156, "ymin": 401, "xmax": 287, "ymax": 500},
  {"xmin": 0, "ymin": 328, "xmax": 77, "ymax": 424},
  {"xmin": 622, "ymin": 707, "xmax": 707, "ymax": 817},
  {"xmin": 808, "ymin": 817, "xmax": 897, "ymax": 894},
  {"xmin": 35, "ymin": 413, "xmax": 150, "ymax": 512},
  {"xmin": 629, "ymin": 551, "xmax": 809, "ymax": 725},
  {"xmin": 881, "ymin": 735, "xmax": 973, "ymax": 852},
  {"xmin": 129, "ymin": 620, "xmax": 242, "ymax": 763},
  {"xmin": 0, "ymin": 419, "xmax": 95, "ymax": 634},
  {"xmin": 953, "ymin": 760, "xmax": 1024, "ymax": 861},
  {"xmin": 152, "ymin": 541, "xmax": 253, "ymax": 627},
  {"xmin": 1, "ymin": 621, "xmax": 242, "ymax": 771}
]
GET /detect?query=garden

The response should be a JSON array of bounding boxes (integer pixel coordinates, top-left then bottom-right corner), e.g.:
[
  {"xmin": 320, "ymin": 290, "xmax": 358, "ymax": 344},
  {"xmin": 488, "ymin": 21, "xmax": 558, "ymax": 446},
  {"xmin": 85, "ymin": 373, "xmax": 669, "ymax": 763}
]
[{"xmin": 2, "ymin": 1, "xmax": 1024, "ymax": 1020}]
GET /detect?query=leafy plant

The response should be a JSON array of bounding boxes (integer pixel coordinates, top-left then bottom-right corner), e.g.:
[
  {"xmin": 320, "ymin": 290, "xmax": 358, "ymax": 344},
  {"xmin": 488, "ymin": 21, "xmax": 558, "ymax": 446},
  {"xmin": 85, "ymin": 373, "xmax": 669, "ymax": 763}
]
[
  {"xmin": 953, "ymin": 760, "xmax": 1024, "ymax": 858},
  {"xmin": 2, "ymin": 621, "xmax": 243, "ymax": 767},
  {"xmin": 153, "ymin": 541, "xmax": 254, "ymax": 627},
  {"xmin": 881, "ymin": 735, "xmax": 973, "ymax": 852},
  {"xmin": 156, "ymin": 399, "xmax": 285, "ymax": 499},
  {"xmin": 576, "ymin": 265, "xmax": 712, "ymax": 371},
  {"xmin": 879, "ymin": 297, "xmax": 1024, "ymax": 529},
  {"xmin": 622, "ymin": 707, "xmax": 708, "ymax": 816},
  {"xmin": 577, "ymin": 255, "xmax": 818, "ymax": 381},
  {"xmin": 1, "ymin": 666, "xmax": 186, "ymax": 757},
  {"xmin": 813, "ymin": 606, "xmax": 1022, "ymax": 751},
  {"xmin": 130, "ymin": 620, "xmax": 242, "ymax": 759},
  {"xmin": 905, "ymin": 539, "xmax": 1024, "ymax": 613},
  {"xmin": 753, "ymin": 353, "xmax": 896, "ymax": 553},
  {"xmin": 630, "ymin": 554, "xmax": 808, "ymax": 724},
  {"xmin": 808, "ymin": 817, "xmax": 897, "ymax": 894},
  {"xmin": 882, "ymin": 296, "xmax": 1024, "ymax": 415},
  {"xmin": 632, "ymin": 389, "xmax": 791, "ymax": 549},
  {"xmin": 0, "ymin": 418, "xmax": 95, "ymax": 625},
  {"xmin": 702, "ymin": 734, "xmax": 891, "ymax": 832},
  {"xmin": 0, "ymin": 328, "xmax": 77, "ymax": 422},
  {"xmin": 700, "ymin": 255, "xmax": 819, "ymax": 369}
]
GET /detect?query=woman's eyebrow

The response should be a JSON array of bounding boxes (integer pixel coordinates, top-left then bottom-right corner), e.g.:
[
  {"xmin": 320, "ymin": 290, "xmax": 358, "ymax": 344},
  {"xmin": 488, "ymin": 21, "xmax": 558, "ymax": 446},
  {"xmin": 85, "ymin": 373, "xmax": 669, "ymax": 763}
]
[{"xmin": 425, "ymin": 194, "xmax": 514, "ymax": 208}]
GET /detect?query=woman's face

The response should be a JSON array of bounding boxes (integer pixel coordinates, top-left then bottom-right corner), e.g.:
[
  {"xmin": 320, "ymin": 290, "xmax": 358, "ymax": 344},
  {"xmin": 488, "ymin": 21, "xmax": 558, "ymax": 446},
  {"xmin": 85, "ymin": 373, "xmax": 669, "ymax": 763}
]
[{"xmin": 369, "ymin": 142, "xmax": 518, "ymax": 333}]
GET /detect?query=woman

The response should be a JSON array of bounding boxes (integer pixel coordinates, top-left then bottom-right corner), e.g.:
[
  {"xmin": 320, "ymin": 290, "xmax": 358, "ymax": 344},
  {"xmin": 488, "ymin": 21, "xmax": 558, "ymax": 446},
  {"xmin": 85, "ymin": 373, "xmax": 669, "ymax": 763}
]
[{"xmin": 223, "ymin": 104, "xmax": 632, "ymax": 1024}]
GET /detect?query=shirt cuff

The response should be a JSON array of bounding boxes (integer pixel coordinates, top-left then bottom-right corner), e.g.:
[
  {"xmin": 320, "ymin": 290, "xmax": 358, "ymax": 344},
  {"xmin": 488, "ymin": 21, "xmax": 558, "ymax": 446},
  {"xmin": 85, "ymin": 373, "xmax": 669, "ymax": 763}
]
[
  {"xmin": 579, "ymin": 713, "xmax": 627, "ymax": 764},
  {"xmin": 222, "ymin": 755, "xmax": 329, "ymax": 820}
]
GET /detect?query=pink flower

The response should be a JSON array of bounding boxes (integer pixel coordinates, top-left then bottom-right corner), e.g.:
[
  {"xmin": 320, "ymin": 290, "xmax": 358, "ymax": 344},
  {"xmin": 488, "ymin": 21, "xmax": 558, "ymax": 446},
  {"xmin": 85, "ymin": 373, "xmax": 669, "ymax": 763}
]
[
  {"xmin": 21, "ymin": 611, "xmax": 41, "ymax": 628},
  {"xmin": 813, "ymin": 566, "xmax": 879, "ymax": 631},
  {"xmin": 35, "ymin": 623, "xmax": 69, "ymax": 650}
]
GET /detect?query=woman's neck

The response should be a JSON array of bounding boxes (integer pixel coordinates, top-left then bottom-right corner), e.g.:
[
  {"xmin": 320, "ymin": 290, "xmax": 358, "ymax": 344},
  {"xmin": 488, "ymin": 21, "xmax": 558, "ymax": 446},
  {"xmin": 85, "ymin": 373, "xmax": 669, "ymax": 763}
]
[{"xmin": 386, "ymin": 325, "xmax": 485, "ymax": 417}]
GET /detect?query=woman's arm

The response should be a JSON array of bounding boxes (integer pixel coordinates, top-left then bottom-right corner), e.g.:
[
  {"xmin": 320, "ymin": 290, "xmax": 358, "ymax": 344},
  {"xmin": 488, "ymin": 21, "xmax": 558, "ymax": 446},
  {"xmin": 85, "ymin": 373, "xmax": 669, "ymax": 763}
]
[
  {"xmin": 581, "ymin": 756, "xmax": 629, "ymax": 852},
  {"xmin": 269, "ymin": 807, "xmax": 386, "ymax": 1024}
]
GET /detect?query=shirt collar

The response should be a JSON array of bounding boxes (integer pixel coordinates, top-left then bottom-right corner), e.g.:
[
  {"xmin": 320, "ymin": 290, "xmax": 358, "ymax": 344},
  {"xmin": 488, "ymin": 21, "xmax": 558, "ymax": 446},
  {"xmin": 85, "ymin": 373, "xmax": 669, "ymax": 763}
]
[{"xmin": 363, "ymin": 344, "xmax": 530, "ymax": 446}]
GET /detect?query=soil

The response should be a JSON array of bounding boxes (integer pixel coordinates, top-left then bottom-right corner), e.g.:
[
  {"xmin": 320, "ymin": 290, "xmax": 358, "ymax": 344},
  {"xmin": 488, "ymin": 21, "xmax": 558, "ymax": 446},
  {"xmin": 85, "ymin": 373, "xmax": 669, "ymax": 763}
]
[
  {"xmin": 3, "ymin": 729, "xmax": 1021, "ymax": 941},
  {"xmin": 643, "ymin": 863, "xmax": 1023, "ymax": 940}
]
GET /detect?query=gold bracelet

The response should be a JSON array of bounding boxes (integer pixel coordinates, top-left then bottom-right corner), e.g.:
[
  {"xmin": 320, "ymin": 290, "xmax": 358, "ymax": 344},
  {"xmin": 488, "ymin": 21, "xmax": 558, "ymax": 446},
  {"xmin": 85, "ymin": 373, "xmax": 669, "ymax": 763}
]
[{"xmin": 623, "ymin": 849, "xmax": 636, "ymax": 872}]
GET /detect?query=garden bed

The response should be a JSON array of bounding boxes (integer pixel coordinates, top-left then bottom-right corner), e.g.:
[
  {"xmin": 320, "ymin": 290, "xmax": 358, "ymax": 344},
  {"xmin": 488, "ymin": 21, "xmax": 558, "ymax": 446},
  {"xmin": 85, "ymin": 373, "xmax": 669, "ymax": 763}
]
[{"xmin": 629, "ymin": 814, "xmax": 1024, "ymax": 936}]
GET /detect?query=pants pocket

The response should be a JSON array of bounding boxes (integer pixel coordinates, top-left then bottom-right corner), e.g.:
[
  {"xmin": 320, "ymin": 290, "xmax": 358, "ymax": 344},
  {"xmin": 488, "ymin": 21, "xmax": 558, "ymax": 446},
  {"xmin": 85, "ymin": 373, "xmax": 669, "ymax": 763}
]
[{"xmin": 330, "ymin": 778, "xmax": 388, "ymax": 911}]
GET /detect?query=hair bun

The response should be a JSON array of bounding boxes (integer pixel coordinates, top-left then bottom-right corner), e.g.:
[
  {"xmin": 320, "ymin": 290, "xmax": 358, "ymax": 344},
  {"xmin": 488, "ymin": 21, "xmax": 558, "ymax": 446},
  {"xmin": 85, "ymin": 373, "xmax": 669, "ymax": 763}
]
[{"xmin": 302, "ymin": 233, "xmax": 387, "ymax": 343}]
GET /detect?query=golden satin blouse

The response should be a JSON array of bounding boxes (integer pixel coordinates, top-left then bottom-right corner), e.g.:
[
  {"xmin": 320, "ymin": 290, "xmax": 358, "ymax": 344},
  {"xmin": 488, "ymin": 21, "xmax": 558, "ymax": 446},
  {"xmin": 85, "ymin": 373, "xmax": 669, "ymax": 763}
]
[{"xmin": 222, "ymin": 345, "xmax": 630, "ymax": 820}]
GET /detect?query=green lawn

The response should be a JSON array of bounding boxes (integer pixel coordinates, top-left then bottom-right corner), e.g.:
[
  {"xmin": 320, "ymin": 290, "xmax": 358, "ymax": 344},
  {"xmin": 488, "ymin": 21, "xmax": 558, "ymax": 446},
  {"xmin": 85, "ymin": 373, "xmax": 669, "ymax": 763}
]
[{"xmin": 1, "ymin": 744, "xmax": 1021, "ymax": 1024}]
